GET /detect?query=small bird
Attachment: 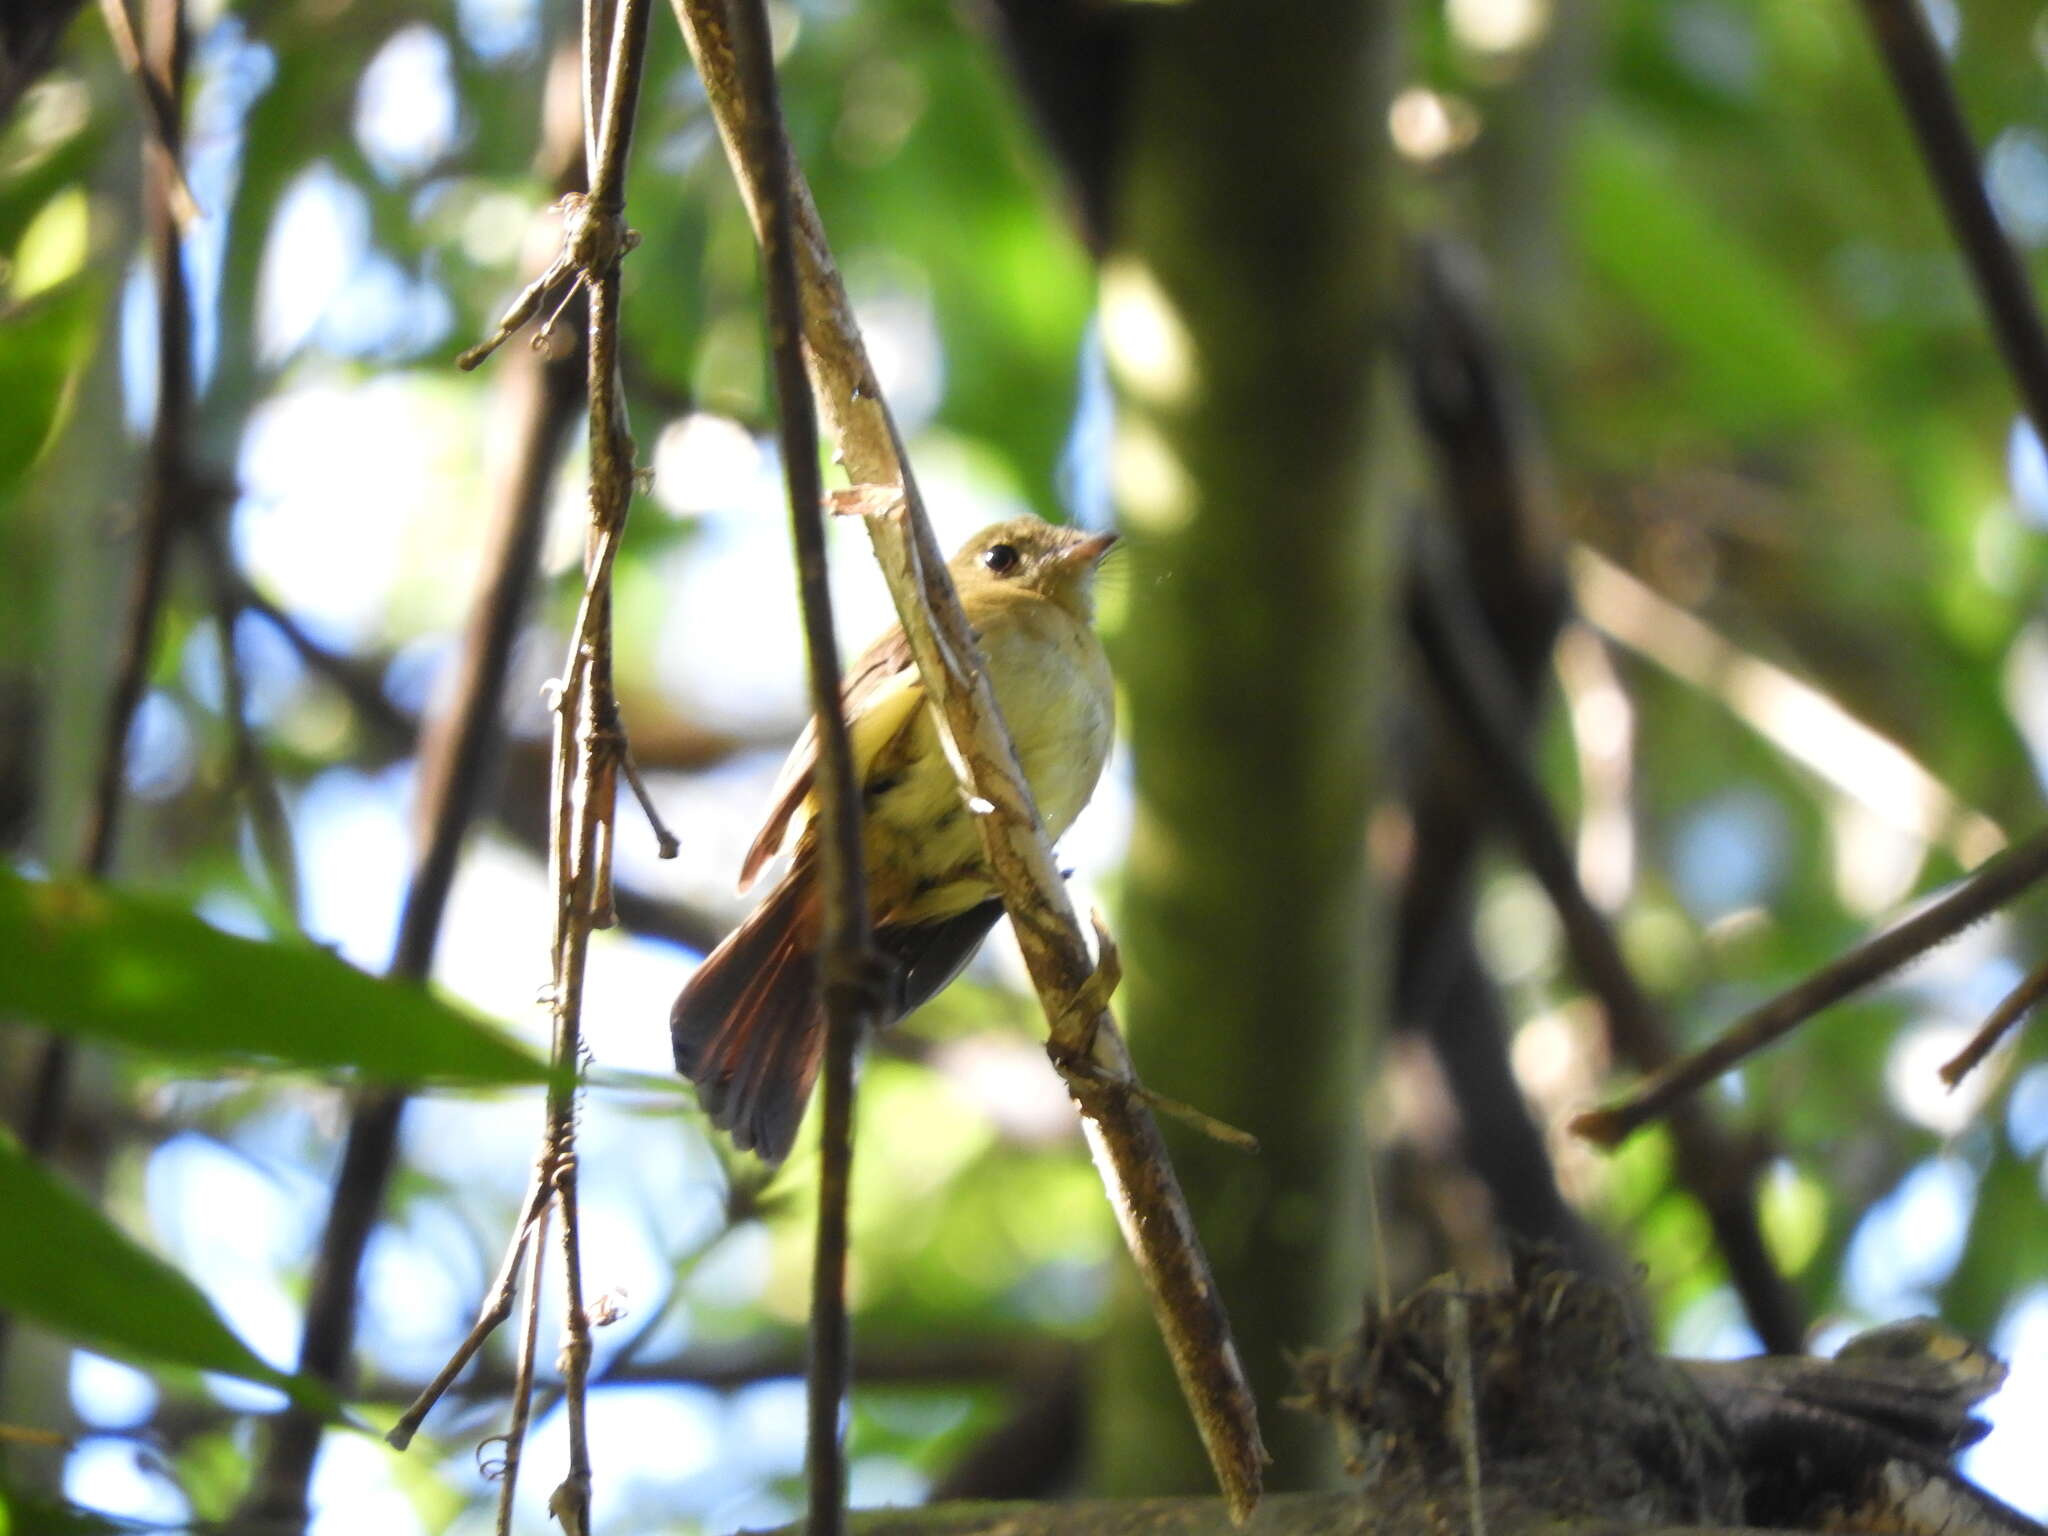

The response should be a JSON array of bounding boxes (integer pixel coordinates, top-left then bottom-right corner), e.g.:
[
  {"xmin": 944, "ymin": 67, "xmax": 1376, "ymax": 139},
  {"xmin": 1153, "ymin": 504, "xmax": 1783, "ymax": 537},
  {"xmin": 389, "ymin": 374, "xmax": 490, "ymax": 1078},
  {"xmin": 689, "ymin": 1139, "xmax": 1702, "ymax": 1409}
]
[{"xmin": 672, "ymin": 515, "xmax": 1119, "ymax": 1162}]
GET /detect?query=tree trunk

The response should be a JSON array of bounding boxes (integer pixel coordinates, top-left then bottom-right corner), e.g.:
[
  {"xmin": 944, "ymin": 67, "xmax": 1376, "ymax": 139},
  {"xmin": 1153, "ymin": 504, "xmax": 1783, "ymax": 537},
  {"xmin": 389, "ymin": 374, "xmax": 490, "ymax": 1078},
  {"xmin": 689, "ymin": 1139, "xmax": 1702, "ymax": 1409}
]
[{"xmin": 1095, "ymin": 0, "xmax": 1400, "ymax": 1494}]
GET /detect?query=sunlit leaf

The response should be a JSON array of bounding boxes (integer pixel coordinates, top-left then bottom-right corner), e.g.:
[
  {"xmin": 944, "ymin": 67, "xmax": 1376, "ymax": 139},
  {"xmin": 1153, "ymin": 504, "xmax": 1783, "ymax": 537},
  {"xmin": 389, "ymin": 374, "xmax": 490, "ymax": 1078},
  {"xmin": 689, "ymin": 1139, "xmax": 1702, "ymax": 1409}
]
[{"xmin": 0, "ymin": 870, "xmax": 545, "ymax": 1085}]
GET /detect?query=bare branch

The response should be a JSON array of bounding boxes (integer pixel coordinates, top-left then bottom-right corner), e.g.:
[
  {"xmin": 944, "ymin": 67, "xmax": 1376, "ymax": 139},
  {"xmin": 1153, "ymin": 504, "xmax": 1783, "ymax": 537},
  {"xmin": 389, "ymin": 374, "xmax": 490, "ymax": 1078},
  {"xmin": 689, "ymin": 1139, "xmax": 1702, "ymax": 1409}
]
[
  {"xmin": 234, "ymin": 53, "xmax": 589, "ymax": 1527},
  {"xmin": 1406, "ymin": 552, "xmax": 1803, "ymax": 1352},
  {"xmin": 713, "ymin": 0, "xmax": 881, "ymax": 1528},
  {"xmin": 672, "ymin": 1, "xmax": 1266, "ymax": 1518},
  {"xmin": 1856, "ymin": 0, "xmax": 2048, "ymax": 456},
  {"xmin": 492, "ymin": 1200, "xmax": 551, "ymax": 1536},
  {"xmin": 1941, "ymin": 952, "xmax": 2048, "ymax": 1087},
  {"xmin": 386, "ymin": 1169, "xmax": 553, "ymax": 1450},
  {"xmin": 504, "ymin": 2, "xmax": 656, "ymax": 1528},
  {"xmin": 1573, "ymin": 822, "xmax": 2048, "ymax": 1148}
]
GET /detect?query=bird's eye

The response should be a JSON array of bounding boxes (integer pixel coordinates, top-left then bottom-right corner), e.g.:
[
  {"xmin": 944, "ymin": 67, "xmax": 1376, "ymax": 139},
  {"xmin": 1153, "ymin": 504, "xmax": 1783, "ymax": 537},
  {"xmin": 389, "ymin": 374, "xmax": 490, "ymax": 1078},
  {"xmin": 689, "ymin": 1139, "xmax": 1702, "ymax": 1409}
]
[{"xmin": 981, "ymin": 543, "xmax": 1021, "ymax": 576}]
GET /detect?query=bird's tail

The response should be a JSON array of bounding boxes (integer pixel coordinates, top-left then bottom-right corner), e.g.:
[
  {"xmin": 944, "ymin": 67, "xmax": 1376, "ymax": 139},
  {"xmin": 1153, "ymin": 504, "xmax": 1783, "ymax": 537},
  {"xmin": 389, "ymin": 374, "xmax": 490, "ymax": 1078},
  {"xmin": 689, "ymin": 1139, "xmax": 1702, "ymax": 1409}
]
[{"xmin": 671, "ymin": 865, "xmax": 823, "ymax": 1163}]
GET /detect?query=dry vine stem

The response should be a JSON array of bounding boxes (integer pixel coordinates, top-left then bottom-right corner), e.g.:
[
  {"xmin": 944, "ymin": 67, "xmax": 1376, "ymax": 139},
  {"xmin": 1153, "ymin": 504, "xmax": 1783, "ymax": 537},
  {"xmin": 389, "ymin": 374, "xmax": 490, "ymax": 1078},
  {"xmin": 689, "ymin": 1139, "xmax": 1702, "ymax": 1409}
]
[
  {"xmin": 719, "ymin": 0, "xmax": 879, "ymax": 1526},
  {"xmin": 672, "ymin": 0, "xmax": 1267, "ymax": 1519},
  {"xmin": 384, "ymin": 0, "xmax": 654, "ymax": 1526}
]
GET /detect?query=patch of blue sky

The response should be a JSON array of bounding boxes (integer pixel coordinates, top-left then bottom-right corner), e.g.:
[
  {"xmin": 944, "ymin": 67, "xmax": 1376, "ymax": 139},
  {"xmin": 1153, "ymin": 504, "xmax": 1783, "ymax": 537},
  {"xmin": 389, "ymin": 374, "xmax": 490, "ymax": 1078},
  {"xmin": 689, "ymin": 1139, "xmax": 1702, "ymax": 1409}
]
[
  {"xmin": 290, "ymin": 764, "xmax": 414, "ymax": 971},
  {"xmin": 308, "ymin": 1433, "xmax": 429, "ymax": 1536},
  {"xmin": 64, "ymin": 1436, "xmax": 190, "ymax": 1527},
  {"xmin": 69, "ymin": 1351, "xmax": 159, "ymax": 1430},
  {"xmin": 1665, "ymin": 1285, "xmax": 1764, "ymax": 1361},
  {"xmin": 122, "ymin": 690, "xmax": 196, "ymax": 803},
  {"xmin": 358, "ymin": 1211, "xmax": 488, "ymax": 1383},
  {"xmin": 1670, "ymin": 786, "xmax": 1789, "ymax": 922},
  {"xmin": 1842, "ymin": 1156, "xmax": 1975, "ymax": 1312},
  {"xmin": 355, "ymin": 28, "xmax": 460, "ymax": 184},
  {"xmin": 456, "ymin": 0, "xmax": 541, "ymax": 63},
  {"xmin": 1967, "ymin": 1286, "xmax": 2048, "ymax": 1515}
]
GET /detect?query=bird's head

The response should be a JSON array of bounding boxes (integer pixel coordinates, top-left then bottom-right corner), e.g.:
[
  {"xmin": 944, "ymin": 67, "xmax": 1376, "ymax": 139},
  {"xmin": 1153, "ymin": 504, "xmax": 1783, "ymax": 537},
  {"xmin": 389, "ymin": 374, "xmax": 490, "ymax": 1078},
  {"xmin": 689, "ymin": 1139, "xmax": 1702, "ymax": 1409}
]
[{"xmin": 949, "ymin": 516, "xmax": 1120, "ymax": 621}]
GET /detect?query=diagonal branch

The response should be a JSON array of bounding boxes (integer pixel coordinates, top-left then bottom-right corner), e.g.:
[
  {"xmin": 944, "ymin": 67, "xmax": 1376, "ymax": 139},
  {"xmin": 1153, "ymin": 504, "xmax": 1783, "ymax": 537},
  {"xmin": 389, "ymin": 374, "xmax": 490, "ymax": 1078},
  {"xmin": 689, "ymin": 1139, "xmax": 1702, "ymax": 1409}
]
[
  {"xmin": 671, "ymin": 1, "xmax": 1266, "ymax": 1519},
  {"xmin": 1940, "ymin": 951, "xmax": 2048, "ymax": 1087},
  {"xmin": 1856, "ymin": 0, "xmax": 2048, "ymax": 454},
  {"xmin": 1573, "ymin": 821, "xmax": 2048, "ymax": 1149},
  {"xmin": 1406, "ymin": 550, "xmax": 1804, "ymax": 1353},
  {"xmin": 94, "ymin": 0, "xmax": 199, "ymax": 227}
]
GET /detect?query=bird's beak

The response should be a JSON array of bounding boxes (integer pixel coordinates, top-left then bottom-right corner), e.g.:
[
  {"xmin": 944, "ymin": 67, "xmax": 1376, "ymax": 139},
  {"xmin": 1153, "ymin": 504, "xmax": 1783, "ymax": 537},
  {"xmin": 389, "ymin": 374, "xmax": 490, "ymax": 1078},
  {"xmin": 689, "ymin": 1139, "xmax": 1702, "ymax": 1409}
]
[{"xmin": 1066, "ymin": 530, "xmax": 1119, "ymax": 568}]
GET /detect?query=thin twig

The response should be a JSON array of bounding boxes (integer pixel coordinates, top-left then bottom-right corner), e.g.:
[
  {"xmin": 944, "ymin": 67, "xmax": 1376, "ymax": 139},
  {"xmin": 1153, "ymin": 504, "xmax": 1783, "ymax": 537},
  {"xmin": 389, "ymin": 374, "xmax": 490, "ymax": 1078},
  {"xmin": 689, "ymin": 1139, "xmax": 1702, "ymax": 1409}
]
[
  {"xmin": 672, "ymin": 2, "xmax": 1266, "ymax": 1517},
  {"xmin": 205, "ymin": 565, "xmax": 300, "ymax": 911},
  {"xmin": 606, "ymin": 710, "xmax": 681, "ymax": 859},
  {"xmin": 386, "ymin": 1167, "xmax": 553, "ymax": 1450},
  {"xmin": 492, "ymin": 1200, "xmax": 552, "ymax": 1536},
  {"xmin": 515, "ymin": 0, "xmax": 655, "ymax": 1527},
  {"xmin": 1573, "ymin": 822, "xmax": 2048, "ymax": 1148},
  {"xmin": 1941, "ymin": 952, "xmax": 2048, "ymax": 1086},
  {"xmin": 1446, "ymin": 1288, "xmax": 1486, "ymax": 1536},
  {"xmin": 1857, "ymin": 0, "xmax": 2048, "ymax": 454},
  {"xmin": 549, "ymin": 1153, "xmax": 593, "ymax": 1532},
  {"xmin": 1407, "ymin": 552, "xmax": 1803, "ymax": 1352},
  {"xmin": 720, "ymin": 1, "xmax": 880, "ymax": 1526},
  {"xmin": 236, "ymin": 58, "xmax": 589, "ymax": 1525}
]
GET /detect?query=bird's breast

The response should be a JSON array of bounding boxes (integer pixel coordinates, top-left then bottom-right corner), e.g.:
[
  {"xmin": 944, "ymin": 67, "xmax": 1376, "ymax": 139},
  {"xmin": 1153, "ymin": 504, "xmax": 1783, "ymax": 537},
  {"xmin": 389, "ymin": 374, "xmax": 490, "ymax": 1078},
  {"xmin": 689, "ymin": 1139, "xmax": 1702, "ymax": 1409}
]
[
  {"xmin": 979, "ymin": 604, "xmax": 1114, "ymax": 838},
  {"xmin": 862, "ymin": 597, "xmax": 1112, "ymax": 925}
]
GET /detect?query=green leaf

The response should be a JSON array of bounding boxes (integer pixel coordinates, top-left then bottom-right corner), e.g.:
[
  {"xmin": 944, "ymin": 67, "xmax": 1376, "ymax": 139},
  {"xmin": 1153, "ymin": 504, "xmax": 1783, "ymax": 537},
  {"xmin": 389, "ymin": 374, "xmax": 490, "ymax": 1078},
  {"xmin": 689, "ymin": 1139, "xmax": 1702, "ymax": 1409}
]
[
  {"xmin": 0, "ymin": 1128, "xmax": 323, "ymax": 1409},
  {"xmin": 0, "ymin": 279, "xmax": 102, "ymax": 504},
  {"xmin": 0, "ymin": 870, "xmax": 546, "ymax": 1085},
  {"xmin": 0, "ymin": 1470, "xmax": 149, "ymax": 1536},
  {"xmin": 1570, "ymin": 117, "xmax": 1853, "ymax": 435},
  {"xmin": 0, "ymin": 1488, "xmax": 139, "ymax": 1536}
]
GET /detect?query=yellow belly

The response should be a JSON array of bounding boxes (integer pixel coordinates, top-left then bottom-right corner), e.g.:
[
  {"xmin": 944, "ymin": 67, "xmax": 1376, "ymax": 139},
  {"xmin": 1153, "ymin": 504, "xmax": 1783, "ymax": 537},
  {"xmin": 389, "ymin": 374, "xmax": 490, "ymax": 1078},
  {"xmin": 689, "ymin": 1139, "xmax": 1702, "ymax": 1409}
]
[{"xmin": 860, "ymin": 601, "xmax": 1113, "ymax": 926}]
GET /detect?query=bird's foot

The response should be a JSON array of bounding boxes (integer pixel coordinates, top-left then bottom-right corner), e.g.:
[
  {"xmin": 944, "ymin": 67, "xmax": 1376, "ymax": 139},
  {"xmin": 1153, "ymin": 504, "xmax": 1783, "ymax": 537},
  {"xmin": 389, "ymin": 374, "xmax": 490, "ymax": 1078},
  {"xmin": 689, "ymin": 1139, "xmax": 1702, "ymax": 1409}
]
[{"xmin": 1050, "ymin": 911, "xmax": 1123, "ymax": 1063}]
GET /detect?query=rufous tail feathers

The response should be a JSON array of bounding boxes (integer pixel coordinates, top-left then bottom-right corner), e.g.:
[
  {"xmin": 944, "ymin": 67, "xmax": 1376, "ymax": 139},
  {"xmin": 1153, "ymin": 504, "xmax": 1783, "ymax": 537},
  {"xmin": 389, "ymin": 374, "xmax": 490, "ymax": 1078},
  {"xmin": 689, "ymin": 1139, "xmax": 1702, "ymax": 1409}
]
[
  {"xmin": 671, "ymin": 866, "xmax": 824, "ymax": 1163},
  {"xmin": 672, "ymin": 869, "xmax": 1008, "ymax": 1163}
]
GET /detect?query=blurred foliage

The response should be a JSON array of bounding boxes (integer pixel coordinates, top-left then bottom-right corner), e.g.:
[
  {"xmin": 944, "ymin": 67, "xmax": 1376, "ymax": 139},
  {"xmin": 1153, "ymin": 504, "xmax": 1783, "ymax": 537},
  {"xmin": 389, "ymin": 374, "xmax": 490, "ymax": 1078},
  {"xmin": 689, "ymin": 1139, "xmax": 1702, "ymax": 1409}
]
[
  {"xmin": 0, "ymin": 1127, "xmax": 326, "ymax": 1405},
  {"xmin": 0, "ymin": 869, "xmax": 547, "ymax": 1082},
  {"xmin": 3, "ymin": 0, "xmax": 2048, "ymax": 1528}
]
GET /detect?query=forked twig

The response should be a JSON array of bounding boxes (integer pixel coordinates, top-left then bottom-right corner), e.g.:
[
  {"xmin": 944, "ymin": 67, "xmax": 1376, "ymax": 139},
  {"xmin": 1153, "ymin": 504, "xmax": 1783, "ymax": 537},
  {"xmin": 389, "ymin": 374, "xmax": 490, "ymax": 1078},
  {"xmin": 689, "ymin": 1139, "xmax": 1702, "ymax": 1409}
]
[
  {"xmin": 243, "ymin": 49, "xmax": 591, "ymax": 1524},
  {"xmin": 383, "ymin": 3, "xmax": 654, "ymax": 1516},
  {"xmin": 671, "ymin": 1, "xmax": 1267, "ymax": 1518}
]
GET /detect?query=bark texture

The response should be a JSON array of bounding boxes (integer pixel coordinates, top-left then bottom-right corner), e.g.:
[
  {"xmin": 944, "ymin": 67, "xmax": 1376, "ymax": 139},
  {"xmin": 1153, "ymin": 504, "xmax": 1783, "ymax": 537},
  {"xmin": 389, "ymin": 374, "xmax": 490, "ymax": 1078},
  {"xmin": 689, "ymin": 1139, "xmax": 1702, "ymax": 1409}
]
[{"xmin": 1093, "ymin": 0, "xmax": 1399, "ymax": 1494}]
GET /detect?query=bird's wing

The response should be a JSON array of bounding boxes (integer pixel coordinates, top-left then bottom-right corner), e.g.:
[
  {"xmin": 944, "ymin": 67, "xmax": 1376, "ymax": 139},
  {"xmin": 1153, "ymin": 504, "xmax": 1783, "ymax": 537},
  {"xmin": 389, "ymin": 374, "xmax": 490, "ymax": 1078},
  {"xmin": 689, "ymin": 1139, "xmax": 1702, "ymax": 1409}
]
[{"xmin": 738, "ymin": 623, "xmax": 923, "ymax": 892}]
